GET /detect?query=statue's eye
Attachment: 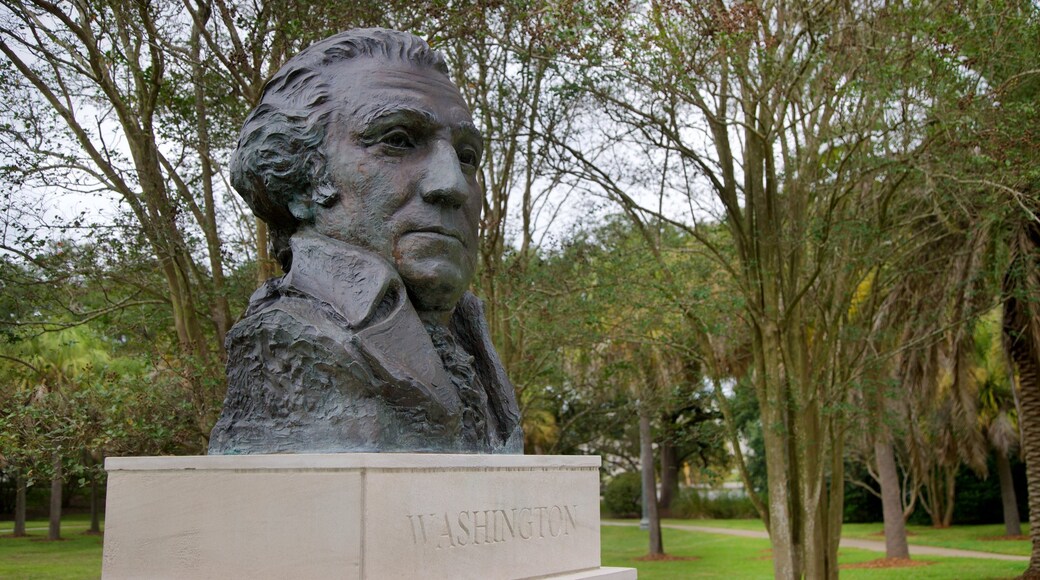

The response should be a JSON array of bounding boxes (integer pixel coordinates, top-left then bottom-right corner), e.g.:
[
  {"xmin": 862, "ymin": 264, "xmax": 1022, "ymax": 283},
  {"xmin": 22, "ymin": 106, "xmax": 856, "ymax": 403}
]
[
  {"xmin": 382, "ymin": 129, "xmax": 414, "ymax": 149},
  {"xmin": 458, "ymin": 147, "xmax": 479, "ymax": 168}
]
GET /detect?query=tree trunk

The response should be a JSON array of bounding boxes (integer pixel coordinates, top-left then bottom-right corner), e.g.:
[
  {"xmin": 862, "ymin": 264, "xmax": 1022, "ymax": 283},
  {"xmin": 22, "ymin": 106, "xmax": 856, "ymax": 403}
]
[
  {"xmin": 996, "ymin": 450, "xmax": 1022, "ymax": 537},
  {"xmin": 639, "ymin": 409, "xmax": 664, "ymax": 556},
  {"xmin": 1016, "ymin": 356, "xmax": 1040, "ymax": 575},
  {"xmin": 942, "ymin": 467, "xmax": 956, "ymax": 528},
  {"xmin": 89, "ymin": 470, "xmax": 101, "ymax": 535},
  {"xmin": 1002, "ymin": 219, "xmax": 1040, "ymax": 576},
  {"xmin": 758, "ymin": 322, "xmax": 799, "ymax": 579},
  {"xmin": 192, "ymin": 28, "xmax": 230, "ymax": 350},
  {"xmin": 876, "ymin": 438, "xmax": 910, "ymax": 558},
  {"xmin": 921, "ymin": 463, "xmax": 956, "ymax": 528},
  {"xmin": 658, "ymin": 440, "xmax": 680, "ymax": 513},
  {"xmin": 48, "ymin": 453, "xmax": 62, "ymax": 541},
  {"xmin": 14, "ymin": 469, "xmax": 27, "ymax": 537}
]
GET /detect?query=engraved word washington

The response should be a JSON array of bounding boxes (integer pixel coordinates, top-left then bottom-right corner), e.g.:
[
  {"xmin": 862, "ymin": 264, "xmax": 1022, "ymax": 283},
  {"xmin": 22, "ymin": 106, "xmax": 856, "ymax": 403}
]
[{"xmin": 406, "ymin": 505, "xmax": 578, "ymax": 549}]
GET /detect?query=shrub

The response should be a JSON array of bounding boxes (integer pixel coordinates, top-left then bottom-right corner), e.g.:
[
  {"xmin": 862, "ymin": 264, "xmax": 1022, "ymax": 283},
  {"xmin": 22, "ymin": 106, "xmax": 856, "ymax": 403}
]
[
  {"xmin": 670, "ymin": 487, "xmax": 759, "ymax": 519},
  {"xmin": 603, "ymin": 472, "xmax": 643, "ymax": 518}
]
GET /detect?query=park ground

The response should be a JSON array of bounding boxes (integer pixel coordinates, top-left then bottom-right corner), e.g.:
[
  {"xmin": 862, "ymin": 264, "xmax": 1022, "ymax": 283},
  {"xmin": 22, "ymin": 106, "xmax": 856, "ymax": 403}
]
[{"xmin": 0, "ymin": 515, "xmax": 1033, "ymax": 579}]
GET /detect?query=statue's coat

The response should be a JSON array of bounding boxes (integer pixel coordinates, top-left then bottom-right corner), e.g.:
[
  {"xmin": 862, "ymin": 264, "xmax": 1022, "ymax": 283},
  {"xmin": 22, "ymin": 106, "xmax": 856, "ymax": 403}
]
[{"xmin": 209, "ymin": 232, "xmax": 523, "ymax": 454}]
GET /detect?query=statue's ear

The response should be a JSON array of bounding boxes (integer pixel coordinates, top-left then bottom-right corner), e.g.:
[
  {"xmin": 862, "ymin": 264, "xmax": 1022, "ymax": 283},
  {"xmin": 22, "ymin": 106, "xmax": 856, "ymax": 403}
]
[
  {"xmin": 290, "ymin": 158, "xmax": 339, "ymax": 221},
  {"xmin": 287, "ymin": 195, "xmax": 314, "ymax": 222},
  {"xmin": 287, "ymin": 180, "xmax": 338, "ymax": 221}
]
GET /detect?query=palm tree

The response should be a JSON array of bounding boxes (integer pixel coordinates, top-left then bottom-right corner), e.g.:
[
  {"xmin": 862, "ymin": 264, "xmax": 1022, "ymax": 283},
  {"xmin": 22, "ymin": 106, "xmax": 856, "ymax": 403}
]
[
  {"xmin": 975, "ymin": 311, "xmax": 1022, "ymax": 536},
  {"xmin": 1003, "ymin": 218, "xmax": 1040, "ymax": 576}
]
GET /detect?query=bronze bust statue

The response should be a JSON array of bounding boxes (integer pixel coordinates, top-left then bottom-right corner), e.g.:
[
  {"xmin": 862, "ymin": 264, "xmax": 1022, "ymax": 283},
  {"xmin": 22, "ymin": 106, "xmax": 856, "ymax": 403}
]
[{"xmin": 208, "ymin": 29, "xmax": 523, "ymax": 455}]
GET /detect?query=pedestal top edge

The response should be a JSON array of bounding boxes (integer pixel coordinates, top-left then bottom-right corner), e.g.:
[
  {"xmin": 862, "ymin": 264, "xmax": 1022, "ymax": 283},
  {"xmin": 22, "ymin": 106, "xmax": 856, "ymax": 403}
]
[{"xmin": 105, "ymin": 453, "xmax": 602, "ymax": 471}]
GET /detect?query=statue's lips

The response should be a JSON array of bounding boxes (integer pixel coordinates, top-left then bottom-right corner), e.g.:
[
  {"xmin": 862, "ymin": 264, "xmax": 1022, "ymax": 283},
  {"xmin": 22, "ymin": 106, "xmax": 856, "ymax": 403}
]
[{"xmin": 402, "ymin": 227, "xmax": 466, "ymax": 246}]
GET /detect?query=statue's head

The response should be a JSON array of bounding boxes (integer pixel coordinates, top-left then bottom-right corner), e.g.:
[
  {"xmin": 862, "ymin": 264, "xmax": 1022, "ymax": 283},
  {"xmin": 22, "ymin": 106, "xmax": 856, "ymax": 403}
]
[{"xmin": 231, "ymin": 28, "xmax": 483, "ymax": 315}]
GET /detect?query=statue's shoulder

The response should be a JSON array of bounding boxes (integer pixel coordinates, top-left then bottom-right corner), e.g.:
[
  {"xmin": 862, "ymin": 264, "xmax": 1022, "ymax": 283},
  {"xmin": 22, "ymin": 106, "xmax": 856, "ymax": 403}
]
[{"xmin": 227, "ymin": 281, "xmax": 358, "ymax": 360}]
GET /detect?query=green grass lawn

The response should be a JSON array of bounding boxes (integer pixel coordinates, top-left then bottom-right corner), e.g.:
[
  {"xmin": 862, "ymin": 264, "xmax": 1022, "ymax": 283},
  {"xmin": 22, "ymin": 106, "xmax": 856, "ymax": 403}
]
[
  {"xmin": 653, "ymin": 518, "xmax": 1033, "ymax": 557},
  {"xmin": 0, "ymin": 515, "xmax": 1031, "ymax": 579},
  {"xmin": 0, "ymin": 515, "xmax": 104, "ymax": 580},
  {"xmin": 603, "ymin": 525, "xmax": 1029, "ymax": 579},
  {"xmin": 658, "ymin": 517, "xmax": 766, "ymax": 531},
  {"xmin": 840, "ymin": 522, "xmax": 1032, "ymax": 557}
]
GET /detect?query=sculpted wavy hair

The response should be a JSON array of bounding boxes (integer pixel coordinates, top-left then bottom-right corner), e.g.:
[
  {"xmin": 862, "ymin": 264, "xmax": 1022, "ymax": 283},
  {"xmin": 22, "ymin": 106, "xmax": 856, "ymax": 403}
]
[{"xmin": 230, "ymin": 28, "xmax": 450, "ymax": 272}]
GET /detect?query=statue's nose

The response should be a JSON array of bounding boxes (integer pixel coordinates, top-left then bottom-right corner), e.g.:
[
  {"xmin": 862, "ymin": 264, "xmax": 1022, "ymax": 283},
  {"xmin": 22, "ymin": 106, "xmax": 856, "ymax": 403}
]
[{"xmin": 419, "ymin": 141, "xmax": 469, "ymax": 209}]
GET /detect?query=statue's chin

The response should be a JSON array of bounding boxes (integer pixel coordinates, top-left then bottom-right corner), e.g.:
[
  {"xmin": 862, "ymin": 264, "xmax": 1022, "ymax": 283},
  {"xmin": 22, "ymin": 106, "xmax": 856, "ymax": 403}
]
[
  {"xmin": 402, "ymin": 271, "xmax": 467, "ymax": 316},
  {"xmin": 395, "ymin": 233, "xmax": 474, "ymax": 315}
]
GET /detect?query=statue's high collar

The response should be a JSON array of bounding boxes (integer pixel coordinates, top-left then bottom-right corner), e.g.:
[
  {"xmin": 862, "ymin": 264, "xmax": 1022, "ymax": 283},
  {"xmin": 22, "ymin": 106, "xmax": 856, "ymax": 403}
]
[{"xmin": 284, "ymin": 231, "xmax": 406, "ymax": 329}]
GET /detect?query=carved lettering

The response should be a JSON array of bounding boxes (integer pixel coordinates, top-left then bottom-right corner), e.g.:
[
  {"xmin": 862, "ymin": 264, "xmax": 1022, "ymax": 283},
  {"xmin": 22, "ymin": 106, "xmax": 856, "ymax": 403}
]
[
  {"xmin": 548, "ymin": 505, "xmax": 562, "ymax": 537},
  {"xmin": 486, "ymin": 510, "xmax": 496, "ymax": 544},
  {"xmin": 407, "ymin": 504, "xmax": 579, "ymax": 548},
  {"xmin": 563, "ymin": 504, "xmax": 577, "ymax": 535},
  {"xmin": 472, "ymin": 509, "xmax": 489, "ymax": 544},
  {"xmin": 437, "ymin": 513, "xmax": 456, "ymax": 549},
  {"xmin": 500, "ymin": 508, "xmax": 516, "ymax": 541},
  {"xmin": 518, "ymin": 508, "xmax": 533, "ymax": 539},
  {"xmin": 456, "ymin": 511, "xmax": 470, "ymax": 546},
  {"xmin": 407, "ymin": 514, "xmax": 428, "ymax": 545}
]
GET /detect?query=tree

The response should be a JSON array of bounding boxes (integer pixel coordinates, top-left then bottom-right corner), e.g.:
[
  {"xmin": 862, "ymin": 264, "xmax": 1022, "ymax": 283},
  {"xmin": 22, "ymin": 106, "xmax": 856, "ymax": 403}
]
[
  {"xmin": 554, "ymin": 2, "xmax": 949, "ymax": 575},
  {"xmin": 0, "ymin": 326, "xmax": 110, "ymax": 540},
  {"xmin": 914, "ymin": 0, "xmax": 1039, "ymax": 570},
  {"xmin": 0, "ymin": 0, "xmax": 451, "ymax": 446},
  {"xmin": 0, "ymin": 0, "xmax": 232, "ymax": 362},
  {"xmin": 974, "ymin": 311, "xmax": 1022, "ymax": 537},
  {"xmin": 0, "ymin": 0, "xmax": 249, "ymax": 444},
  {"xmin": 846, "ymin": 341, "xmax": 912, "ymax": 558},
  {"xmin": 1004, "ymin": 219, "xmax": 1040, "ymax": 575},
  {"xmin": 561, "ymin": 217, "xmax": 738, "ymax": 556}
]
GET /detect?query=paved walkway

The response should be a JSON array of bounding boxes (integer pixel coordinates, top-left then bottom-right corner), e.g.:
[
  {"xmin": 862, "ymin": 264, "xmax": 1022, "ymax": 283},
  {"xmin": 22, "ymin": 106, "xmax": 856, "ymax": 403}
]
[
  {"xmin": 0, "ymin": 524, "xmax": 95, "ymax": 534},
  {"xmin": 603, "ymin": 521, "xmax": 1030, "ymax": 562}
]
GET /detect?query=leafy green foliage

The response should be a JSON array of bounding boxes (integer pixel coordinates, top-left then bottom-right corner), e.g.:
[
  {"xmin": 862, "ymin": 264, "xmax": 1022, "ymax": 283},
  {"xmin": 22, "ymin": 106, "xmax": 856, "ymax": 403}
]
[
  {"xmin": 602, "ymin": 471, "xmax": 643, "ymax": 518},
  {"xmin": 669, "ymin": 488, "xmax": 759, "ymax": 520}
]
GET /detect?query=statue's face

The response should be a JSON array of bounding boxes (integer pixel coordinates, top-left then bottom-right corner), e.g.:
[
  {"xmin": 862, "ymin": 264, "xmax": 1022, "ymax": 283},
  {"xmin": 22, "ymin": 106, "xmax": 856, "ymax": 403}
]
[{"xmin": 311, "ymin": 58, "xmax": 483, "ymax": 315}]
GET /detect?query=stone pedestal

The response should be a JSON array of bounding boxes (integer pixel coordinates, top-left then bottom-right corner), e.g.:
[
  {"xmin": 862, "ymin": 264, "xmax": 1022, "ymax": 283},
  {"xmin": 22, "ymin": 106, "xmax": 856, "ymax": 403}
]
[{"xmin": 102, "ymin": 454, "xmax": 635, "ymax": 579}]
